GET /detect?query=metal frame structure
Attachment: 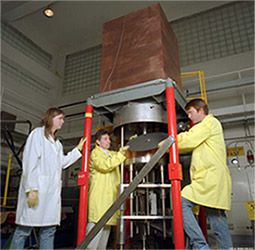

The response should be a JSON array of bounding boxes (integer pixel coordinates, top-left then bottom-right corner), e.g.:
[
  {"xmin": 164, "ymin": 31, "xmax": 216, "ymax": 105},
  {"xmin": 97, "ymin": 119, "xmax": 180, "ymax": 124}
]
[
  {"xmin": 1, "ymin": 119, "xmax": 32, "ymax": 208},
  {"xmin": 181, "ymin": 70, "xmax": 207, "ymax": 103},
  {"xmin": 77, "ymin": 136, "xmax": 175, "ymax": 249},
  {"xmin": 76, "ymin": 78, "xmax": 187, "ymax": 249}
]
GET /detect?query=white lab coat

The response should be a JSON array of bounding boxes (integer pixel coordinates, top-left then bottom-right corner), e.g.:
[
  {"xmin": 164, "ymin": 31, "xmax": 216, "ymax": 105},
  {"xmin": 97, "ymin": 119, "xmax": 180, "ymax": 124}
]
[{"xmin": 15, "ymin": 127, "xmax": 81, "ymax": 226}]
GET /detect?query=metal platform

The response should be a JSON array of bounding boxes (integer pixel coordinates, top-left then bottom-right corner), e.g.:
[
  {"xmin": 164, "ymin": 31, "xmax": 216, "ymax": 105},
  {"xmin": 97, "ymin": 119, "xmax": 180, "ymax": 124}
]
[{"xmin": 87, "ymin": 78, "xmax": 187, "ymax": 118}]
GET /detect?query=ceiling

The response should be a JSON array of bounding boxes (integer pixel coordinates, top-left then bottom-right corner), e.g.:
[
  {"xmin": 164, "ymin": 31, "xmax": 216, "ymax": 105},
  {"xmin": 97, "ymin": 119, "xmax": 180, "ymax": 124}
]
[{"xmin": 1, "ymin": 1, "xmax": 235, "ymax": 55}]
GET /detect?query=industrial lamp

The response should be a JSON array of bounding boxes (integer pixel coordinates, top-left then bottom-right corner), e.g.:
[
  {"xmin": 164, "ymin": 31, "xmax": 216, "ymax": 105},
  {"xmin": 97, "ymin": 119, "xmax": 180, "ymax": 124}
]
[{"xmin": 43, "ymin": 7, "xmax": 54, "ymax": 18}]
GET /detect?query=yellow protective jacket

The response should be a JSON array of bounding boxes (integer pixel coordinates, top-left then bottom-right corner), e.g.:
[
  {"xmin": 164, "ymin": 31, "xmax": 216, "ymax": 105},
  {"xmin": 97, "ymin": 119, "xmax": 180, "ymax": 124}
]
[
  {"xmin": 88, "ymin": 145, "xmax": 126, "ymax": 225},
  {"xmin": 178, "ymin": 114, "xmax": 232, "ymax": 210}
]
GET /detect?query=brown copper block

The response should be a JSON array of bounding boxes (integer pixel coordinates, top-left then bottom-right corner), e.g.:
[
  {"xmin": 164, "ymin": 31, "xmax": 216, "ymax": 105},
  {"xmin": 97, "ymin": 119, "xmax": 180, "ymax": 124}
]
[{"xmin": 100, "ymin": 3, "xmax": 182, "ymax": 92}]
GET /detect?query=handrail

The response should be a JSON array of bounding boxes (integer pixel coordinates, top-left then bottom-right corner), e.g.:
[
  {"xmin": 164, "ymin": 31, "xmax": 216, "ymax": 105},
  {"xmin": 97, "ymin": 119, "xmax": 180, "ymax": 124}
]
[
  {"xmin": 1, "ymin": 119, "xmax": 33, "ymax": 168},
  {"xmin": 0, "ymin": 120, "xmax": 32, "ymax": 133},
  {"xmin": 2, "ymin": 130, "xmax": 23, "ymax": 168},
  {"xmin": 2, "ymin": 153, "xmax": 12, "ymax": 207},
  {"xmin": 181, "ymin": 70, "xmax": 208, "ymax": 104}
]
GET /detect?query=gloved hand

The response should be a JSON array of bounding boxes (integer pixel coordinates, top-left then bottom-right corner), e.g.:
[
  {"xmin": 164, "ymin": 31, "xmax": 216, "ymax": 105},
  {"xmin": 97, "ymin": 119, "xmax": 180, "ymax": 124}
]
[
  {"xmin": 27, "ymin": 190, "xmax": 39, "ymax": 208},
  {"xmin": 119, "ymin": 145, "xmax": 130, "ymax": 154},
  {"xmin": 129, "ymin": 134, "xmax": 138, "ymax": 141},
  {"xmin": 76, "ymin": 137, "xmax": 86, "ymax": 151}
]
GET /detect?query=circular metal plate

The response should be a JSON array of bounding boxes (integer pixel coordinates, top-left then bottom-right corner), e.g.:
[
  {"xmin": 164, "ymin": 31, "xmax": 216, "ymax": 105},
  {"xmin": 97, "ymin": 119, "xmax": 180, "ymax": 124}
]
[{"xmin": 127, "ymin": 132, "xmax": 168, "ymax": 152}]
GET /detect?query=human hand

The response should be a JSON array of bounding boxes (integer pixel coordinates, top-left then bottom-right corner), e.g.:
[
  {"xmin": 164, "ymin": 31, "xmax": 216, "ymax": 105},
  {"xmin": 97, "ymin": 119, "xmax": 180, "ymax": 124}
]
[
  {"xmin": 119, "ymin": 145, "xmax": 130, "ymax": 154},
  {"xmin": 27, "ymin": 191, "xmax": 39, "ymax": 208},
  {"xmin": 129, "ymin": 134, "xmax": 138, "ymax": 141},
  {"xmin": 77, "ymin": 137, "xmax": 87, "ymax": 151}
]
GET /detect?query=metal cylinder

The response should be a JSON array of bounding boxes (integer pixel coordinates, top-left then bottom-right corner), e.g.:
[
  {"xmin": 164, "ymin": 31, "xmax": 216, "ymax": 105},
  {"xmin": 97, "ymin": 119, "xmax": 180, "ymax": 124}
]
[
  {"xmin": 114, "ymin": 102, "xmax": 167, "ymax": 129},
  {"xmin": 125, "ymin": 149, "xmax": 168, "ymax": 165}
]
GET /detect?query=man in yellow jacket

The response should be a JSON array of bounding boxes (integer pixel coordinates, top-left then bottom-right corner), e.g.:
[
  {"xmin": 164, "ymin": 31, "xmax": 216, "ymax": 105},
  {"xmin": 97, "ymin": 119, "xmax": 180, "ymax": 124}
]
[
  {"xmin": 87, "ymin": 129, "xmax": 128, "ymax": 249},
  {"xmin": 178, "ymin": 98, "xmax": 232, "ymax": 250}
]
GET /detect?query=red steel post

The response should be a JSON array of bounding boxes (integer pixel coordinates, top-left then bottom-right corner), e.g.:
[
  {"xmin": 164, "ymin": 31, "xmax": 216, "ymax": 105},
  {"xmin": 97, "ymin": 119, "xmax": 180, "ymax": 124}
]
[
  {"xmin": 76, "ymin": 104, "xmax": 93, "ymax": 246},
  {"xmin": 165, "ymin": 86, "xmax": 185, "ymax": 249},
  {"xmin": 199, "ymin": 205, "xmax": 208, "ymax": 241}
]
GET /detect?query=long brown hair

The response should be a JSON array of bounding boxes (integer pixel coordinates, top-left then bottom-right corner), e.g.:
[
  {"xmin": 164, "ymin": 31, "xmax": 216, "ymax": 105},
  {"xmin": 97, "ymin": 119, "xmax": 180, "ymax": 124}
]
[{"xmin": 41, "ymin": 107, "xmax": 64, "ymax": 139}]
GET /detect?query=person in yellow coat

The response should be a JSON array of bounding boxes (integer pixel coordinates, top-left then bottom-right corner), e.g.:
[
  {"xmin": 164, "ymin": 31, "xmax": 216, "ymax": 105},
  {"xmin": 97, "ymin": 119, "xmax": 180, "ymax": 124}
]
[
  {"xmin": 87, "ymin": 129, "xmax": 128, "ymax": 249},
  {"xmin": 178, "ymin": 98, "xmax": 232, "ymax": 250}
]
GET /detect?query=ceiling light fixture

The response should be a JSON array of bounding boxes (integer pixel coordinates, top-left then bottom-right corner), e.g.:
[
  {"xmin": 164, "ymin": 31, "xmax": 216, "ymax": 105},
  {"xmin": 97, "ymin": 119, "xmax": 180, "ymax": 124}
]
[
  {"xmin": 231, "ymin": 158, "xmax": 239, "ymax": 165},
  {"xmin": 43, "ymin": 7, "xmax": 54, "ymax": 18}
]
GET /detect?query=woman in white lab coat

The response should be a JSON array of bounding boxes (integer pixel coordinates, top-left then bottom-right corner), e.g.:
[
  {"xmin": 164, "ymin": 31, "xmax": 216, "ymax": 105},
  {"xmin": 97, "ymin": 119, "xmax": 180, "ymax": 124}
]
[{"xmin": 10, "ymin": 107, "xmax": 85, "ymax": 250}]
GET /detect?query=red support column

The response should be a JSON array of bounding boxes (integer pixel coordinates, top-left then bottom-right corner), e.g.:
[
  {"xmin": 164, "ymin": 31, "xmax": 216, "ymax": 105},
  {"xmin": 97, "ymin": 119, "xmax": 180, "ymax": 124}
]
[
  {"xmin": 165, "ymin": 86, "xmax": 185, "ymax": 249},
  {"xmin": 199, "ymin": 206, "xmax": 208, "ymax": 241},
  {"xmin": 76, "ymin": 104, "xmax": 93, "ymax": 246}
]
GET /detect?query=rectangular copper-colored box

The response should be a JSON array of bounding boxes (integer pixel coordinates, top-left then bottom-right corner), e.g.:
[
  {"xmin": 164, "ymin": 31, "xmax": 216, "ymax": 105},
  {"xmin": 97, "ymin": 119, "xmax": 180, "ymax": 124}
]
[{"xmin": 100, "ymin": 3, "xmax": 182, "ymax": 92}]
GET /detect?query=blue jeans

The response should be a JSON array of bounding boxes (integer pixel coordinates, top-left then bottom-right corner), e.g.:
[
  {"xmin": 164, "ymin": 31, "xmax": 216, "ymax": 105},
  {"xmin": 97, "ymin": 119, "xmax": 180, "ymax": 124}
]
[
  {"xmin": 182, "ymin": 197, "xmax": 233, "ymax": 250},
  {"xmin": 10, "ymin": 225, "xmax": 56, "ymax": 249}
]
